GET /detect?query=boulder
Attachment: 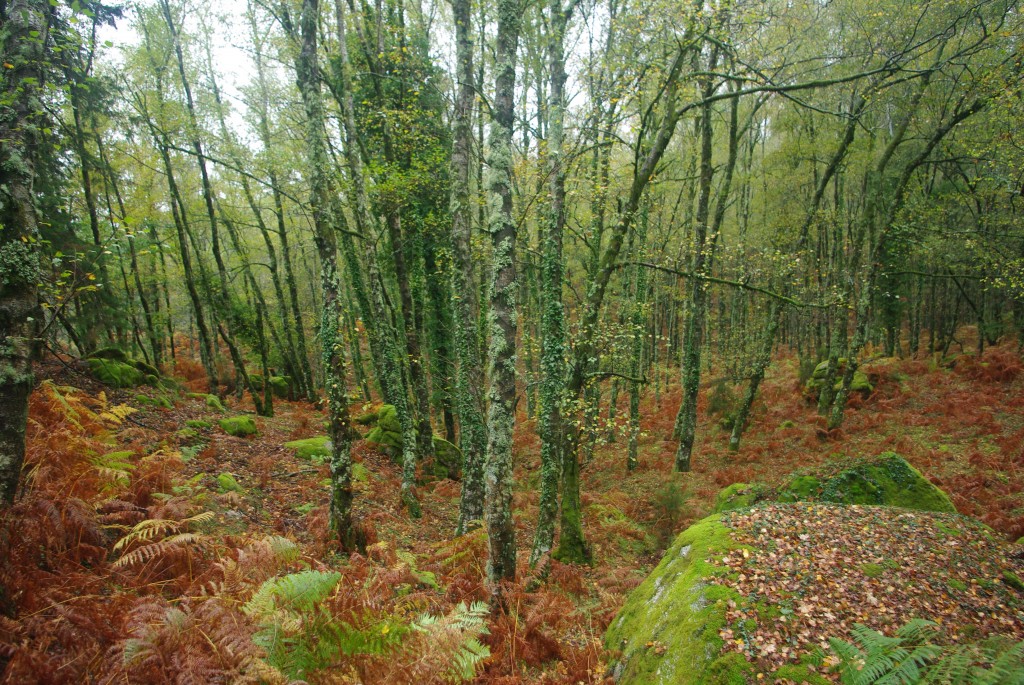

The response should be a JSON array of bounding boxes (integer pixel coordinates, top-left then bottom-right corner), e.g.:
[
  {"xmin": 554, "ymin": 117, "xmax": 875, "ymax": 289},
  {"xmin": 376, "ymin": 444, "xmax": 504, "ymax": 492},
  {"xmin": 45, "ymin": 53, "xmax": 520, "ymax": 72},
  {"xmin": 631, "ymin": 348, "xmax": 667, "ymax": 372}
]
[
  {"xmin": 219, "ymin": 416, "xmax": 257, "ymax": 437},
  {"xmin": 284, "ymin": 436, "xmax": 332, "ymax": 463},
  {"xmin": 87, "ymin": 358, "xmax": 146, "ymax": 388},
  {"xmin": 714, "ymin": 453, "xmax": 956, "ymax": 515},
  {"xmin": 605, "ymin": 515, "xmax": 747, "ymax": 684},
  {"xmin": 606, "ymin": 503, "xmax": 1012, "ymax": 684}
]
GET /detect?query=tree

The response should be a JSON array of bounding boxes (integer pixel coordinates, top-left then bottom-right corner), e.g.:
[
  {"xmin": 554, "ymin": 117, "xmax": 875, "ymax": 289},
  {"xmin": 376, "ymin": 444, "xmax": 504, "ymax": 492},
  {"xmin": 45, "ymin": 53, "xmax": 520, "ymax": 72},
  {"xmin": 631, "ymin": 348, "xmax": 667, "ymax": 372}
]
[
  {"xmin": 483, "ymin": 0, "xmax": 522, "ymax": 594},
  {"xmin": 0, "ymin": 0, "xmax": 49, "ymax": 504}
]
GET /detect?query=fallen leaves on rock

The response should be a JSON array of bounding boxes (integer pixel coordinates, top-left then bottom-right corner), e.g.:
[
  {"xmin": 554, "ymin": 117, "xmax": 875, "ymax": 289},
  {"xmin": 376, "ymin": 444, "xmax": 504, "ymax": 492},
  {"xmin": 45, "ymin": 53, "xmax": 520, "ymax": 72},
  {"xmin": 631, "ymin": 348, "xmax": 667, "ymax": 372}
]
[{"xmin": 713, "ymin": 502, "xmax": 1024, "ymax": 679}]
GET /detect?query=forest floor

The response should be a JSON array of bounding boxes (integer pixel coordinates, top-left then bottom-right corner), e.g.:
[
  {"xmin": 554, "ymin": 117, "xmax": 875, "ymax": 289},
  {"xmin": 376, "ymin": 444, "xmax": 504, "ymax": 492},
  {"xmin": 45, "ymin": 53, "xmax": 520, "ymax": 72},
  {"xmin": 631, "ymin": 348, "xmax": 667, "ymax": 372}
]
[{"xmin": 1, "ymin": 340, "xmax": 1023, "ymax": 683}]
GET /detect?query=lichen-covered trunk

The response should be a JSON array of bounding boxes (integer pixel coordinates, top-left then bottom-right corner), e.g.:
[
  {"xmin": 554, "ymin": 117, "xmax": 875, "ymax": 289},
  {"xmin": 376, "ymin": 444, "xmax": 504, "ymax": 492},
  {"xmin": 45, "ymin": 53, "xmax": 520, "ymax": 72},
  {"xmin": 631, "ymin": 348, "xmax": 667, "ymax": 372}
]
[
  {"xmin": 449, "ymin": 0, "xmax": 487, "ymax": 535},
  {"xmin": 293, "ymin": 0, "xmax": 357, "ymax": 549},
  {"xmin": 0, "ymin": 0, "xmax": 46, "ymax": 505},
  {"xmin": 484, "ymin": 0, "xmax": 521, "ymax": 591}
]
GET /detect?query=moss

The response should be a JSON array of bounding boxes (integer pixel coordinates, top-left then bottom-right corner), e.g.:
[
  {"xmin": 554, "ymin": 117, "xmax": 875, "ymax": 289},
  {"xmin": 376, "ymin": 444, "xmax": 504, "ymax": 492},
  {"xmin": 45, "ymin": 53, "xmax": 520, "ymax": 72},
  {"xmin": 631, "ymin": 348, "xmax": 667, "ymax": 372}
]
[
  {"xmin": 217, "ymin": 473, "xmax": 243, "ymax": 493},
  {"xmin": 779, "ymin": 420, "xmax": 796, "ymax": 429},
  {"xmin": 703, "ymin": 652, "xmax": 754, "ymax": 685},
  {"xmin": 185, "ymin": 420, "xmax": 212, "ymax": 429},
  {"xmin": 430, "ymin": 437, "xmax": 462, "ymax": 479},
  {"xmin": 206, "ymin": 394, "xmax": 226, "ymax": 413},
  {"xmin": 948, "ymin": 579, "xmax": 967, "ymax": 591},
  {"xmin": 175, "ymin": 427, "xmax": 199, "ymax": 441},
  {"xmin": 354, "ymin": 408, "xmax": 379, "ymax": 425},
  {"xmin": 935, "ymin": 521, "xmax": 962, "ymax": 537},
  {"xmin": 352, "ymin": 463, "xmax": 369, "ymax": 483},
  {"xmin": 87, "ymin": 358, "xmax": 145, "ymax": 388},
  {"xmin": 268, "ymin": 376, "xmax": 290, "ymax": 398},
  {"xmin": 778, "ymin": 476, "xmax": 822, "ymax": 503},
  {"xmin": 293, "ymin": 502, "xmax": 316, "ymax": 515},
  {"xmin": 284, "ymin": 436, "xmax": 331, "ymax": 463},
  {"xmin": 1001, "ymin": 571, "xmax": 1024, "ymax": 592},
  {"xmin": 770, "ymin": 664, "xmax": 830, "ymax": 685},
  {"xmin": 714, "ymin": 483, "xmax": 767, "ymax": 513},
  {"xmin": 135, "ymin": 393, "xmax": 172, "ymax": 409},
  {"xmin": 219, "ymin": 416, "xmax": 257, "ymax": 437},
  {"xmin": 819, "ymin": 453, "xmax": 956, "ymax": 513},
  {"xmin": 85, "ymin": 347, "xmax": 130, "ymax": 363},
  {"xmin": 133, "ymin": 359, "xmax": 161, "ymax": 378},
  {"xmin": 605, "ymin": 515, "xmax": 749, "ymax": 684},
  {"xmin": 861, "ymin": 563, "xmax": 884, "ymax": 578}
]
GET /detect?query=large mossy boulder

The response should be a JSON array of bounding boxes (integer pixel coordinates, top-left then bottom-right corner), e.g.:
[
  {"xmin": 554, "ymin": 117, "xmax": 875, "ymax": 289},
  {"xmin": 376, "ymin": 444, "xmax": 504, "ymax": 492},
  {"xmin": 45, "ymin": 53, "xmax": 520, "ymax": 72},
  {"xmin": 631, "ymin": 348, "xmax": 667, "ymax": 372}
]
[
  {"xmin": 714, "ymin": 453, "xmax": 956, "ymax": 515},
  {"xmin": 605, "ymin": 515, "xmax": 748, "ymax": 684},
  {"xmin": 219, "ymin": 415, "xmax": 257, "ymax": 437},
  {"xmin": 365, "ymin": 404, "xmax": 402, "ymax": 450},
  {"xmin": 85, "ymin": 349, "xmax": 162, "ymax": 388},
  {"xmin": 87, "ymin": 358, "xmax": 146, "ymax": 388}
]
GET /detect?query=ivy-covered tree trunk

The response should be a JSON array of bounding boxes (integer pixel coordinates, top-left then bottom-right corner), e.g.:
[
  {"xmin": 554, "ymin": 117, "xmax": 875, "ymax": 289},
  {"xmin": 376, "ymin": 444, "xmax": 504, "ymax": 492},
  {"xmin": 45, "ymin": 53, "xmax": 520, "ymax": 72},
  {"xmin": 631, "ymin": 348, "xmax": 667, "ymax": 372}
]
[
  {"xmin": 0, "ymin": 0, "xmax": 47, "ymax": 505},
  {"xmin": 450, "ymin": 0, "xmax": 488, "ymax": 535},
  {"xmin": 532, "ymin": 0, "xmax": 572, "ymax": 566},
  {"xmin": 331, "ymin": 0, "xmax": 419, "ymax": 517},
  {"xmin": 484, "ymin": 0, "xmax": 521, "ymax": 592},
  {"xmin": 293, "ymin": 0, "xmax": 357, "ymax": 549}
]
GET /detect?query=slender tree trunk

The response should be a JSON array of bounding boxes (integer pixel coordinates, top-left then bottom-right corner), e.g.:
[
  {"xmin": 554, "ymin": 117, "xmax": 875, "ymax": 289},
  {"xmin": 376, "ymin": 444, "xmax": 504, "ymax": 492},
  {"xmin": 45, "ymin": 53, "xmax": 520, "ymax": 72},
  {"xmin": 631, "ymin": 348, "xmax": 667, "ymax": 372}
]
[
  {"xmin": 533, "ymin": 0, "xmax": 573, "ymax": 565},
  {"xmin": 484, "ymin": 0, "xmax": 522, "ymax": 593},
  {"xmin": 450, "ymin": 0, "xmax": 488, "ymax": 534},
  {"xmin": 291, "ymin": 0, "xmax": 358, "ymax": 549},
  {"xmin": 729, "ymin": 301, "xmax": 781, "ymax": 451}
]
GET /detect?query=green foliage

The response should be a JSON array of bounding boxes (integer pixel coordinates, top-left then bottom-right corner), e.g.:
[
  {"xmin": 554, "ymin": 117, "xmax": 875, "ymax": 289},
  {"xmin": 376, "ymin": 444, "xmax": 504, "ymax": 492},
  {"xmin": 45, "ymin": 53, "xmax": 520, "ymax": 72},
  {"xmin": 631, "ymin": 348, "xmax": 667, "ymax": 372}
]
[
  {"xmin": 243, "ymin": 569, "xmax": 489, "ymax": 682},
  {"xmin": 828, "ymin": 619, "xmax": 1024, "ymax": 685},
  {"xmin": 206, "ymin": 395, "xmax": 226, "ymax": 413}
]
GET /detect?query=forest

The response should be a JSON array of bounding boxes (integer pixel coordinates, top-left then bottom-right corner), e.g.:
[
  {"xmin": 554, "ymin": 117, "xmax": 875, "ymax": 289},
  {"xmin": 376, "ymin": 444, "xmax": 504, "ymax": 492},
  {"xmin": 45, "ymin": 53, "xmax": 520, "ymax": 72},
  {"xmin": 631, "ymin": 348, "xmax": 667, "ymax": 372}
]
[{"xmin": 0, "ymin": 0, "xmax": 1023, "ymax": 682}]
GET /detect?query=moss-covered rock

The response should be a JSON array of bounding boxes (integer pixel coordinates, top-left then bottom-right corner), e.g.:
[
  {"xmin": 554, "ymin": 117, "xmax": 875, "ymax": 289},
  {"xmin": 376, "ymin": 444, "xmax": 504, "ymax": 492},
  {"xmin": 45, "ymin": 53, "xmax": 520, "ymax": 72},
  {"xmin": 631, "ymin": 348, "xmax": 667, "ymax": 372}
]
[
  {"xmin": 185, "ymin": 420, "xmax": 212, "ymax": 429},
  {"xmin": 427, "ymin": 437, "xmax": 462, "ymax": 480},
  {"xmin": 217, "ymin": 472, "xmax": 243, "ymax": 493},
  {"xmin": 86, "ymin": 347, "xmax": 131, "ymax": 363},
  {"xmin": 605, "ymin": 515, "xmax": 748, "ymax": 684},
  {"xmin": 135, "ymin": 393, "xmax": 173, "ymax": 409},
  {"xmin": 816, "ymin": 453, "xmax": 956, "ymax": 513},
  {"xmin": 284, "ymin": 436, "xmax": 331, "ymax": 463},
  {"xmin": 268, "ymin": 376, "xmax": 290, "ymax": 399},
  {"xmin": 88, "ymin": 358, "xmax": 146, "ymax": 388},
  {"xmin": 713, "ymin": 483, "xmax": 768, "ymax": 513},
  {"xmin": 219, "ymin": 416, "xmax": 257, "ymax": 437},
  {"xmin": 718, "ymin": 454, "xmax": 956, "ymax": 515},
  {"xmin": 366, "ymin": 404, "xmax": 402, "ymax": 451},
  {"xmin": 206, "ymin": 394, "xmax": 226, "ymax": 413},
  {"xmin": 777, "ymin": 475, "xmax": 822, "ymax": 503},
  {"xmin": 804, "ymin": 358, "xmax": 874, "ymax": 398}
]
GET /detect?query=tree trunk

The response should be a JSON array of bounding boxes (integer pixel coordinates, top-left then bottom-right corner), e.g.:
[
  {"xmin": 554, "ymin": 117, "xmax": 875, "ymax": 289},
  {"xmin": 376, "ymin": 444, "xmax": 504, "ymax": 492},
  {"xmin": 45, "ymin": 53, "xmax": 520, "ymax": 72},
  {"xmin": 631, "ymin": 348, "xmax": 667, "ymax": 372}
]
[
  {"xmin": 291, "ymin": 0, "xmax": 358, "ymax": 549},
  {"xmin": 450, "ymin": 0, "xmax": 488, "ymax": 535},
  {"xmin": 0, "ymin": 0, "xmax": 47, "ymax": 505},
  {"xmin": 484, "ymin": 0, "xmax": 522, "ymax": 593}
]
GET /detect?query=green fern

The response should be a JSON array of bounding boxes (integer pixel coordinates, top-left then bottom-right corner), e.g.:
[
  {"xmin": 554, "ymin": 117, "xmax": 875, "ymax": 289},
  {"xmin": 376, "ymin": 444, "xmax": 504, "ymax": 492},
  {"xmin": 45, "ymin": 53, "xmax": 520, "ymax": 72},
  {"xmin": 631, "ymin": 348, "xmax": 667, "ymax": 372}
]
[
  {"xmin": 831, "ymin": 619, "xmax": 1024, "ymax": 685},
  {"xmin": 410, "ymin": 601, "xmax": 491, "ymax": 681},
  {"xmin": 243, "ymin": 570, "xmax": 406, "ymax": 678}
]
